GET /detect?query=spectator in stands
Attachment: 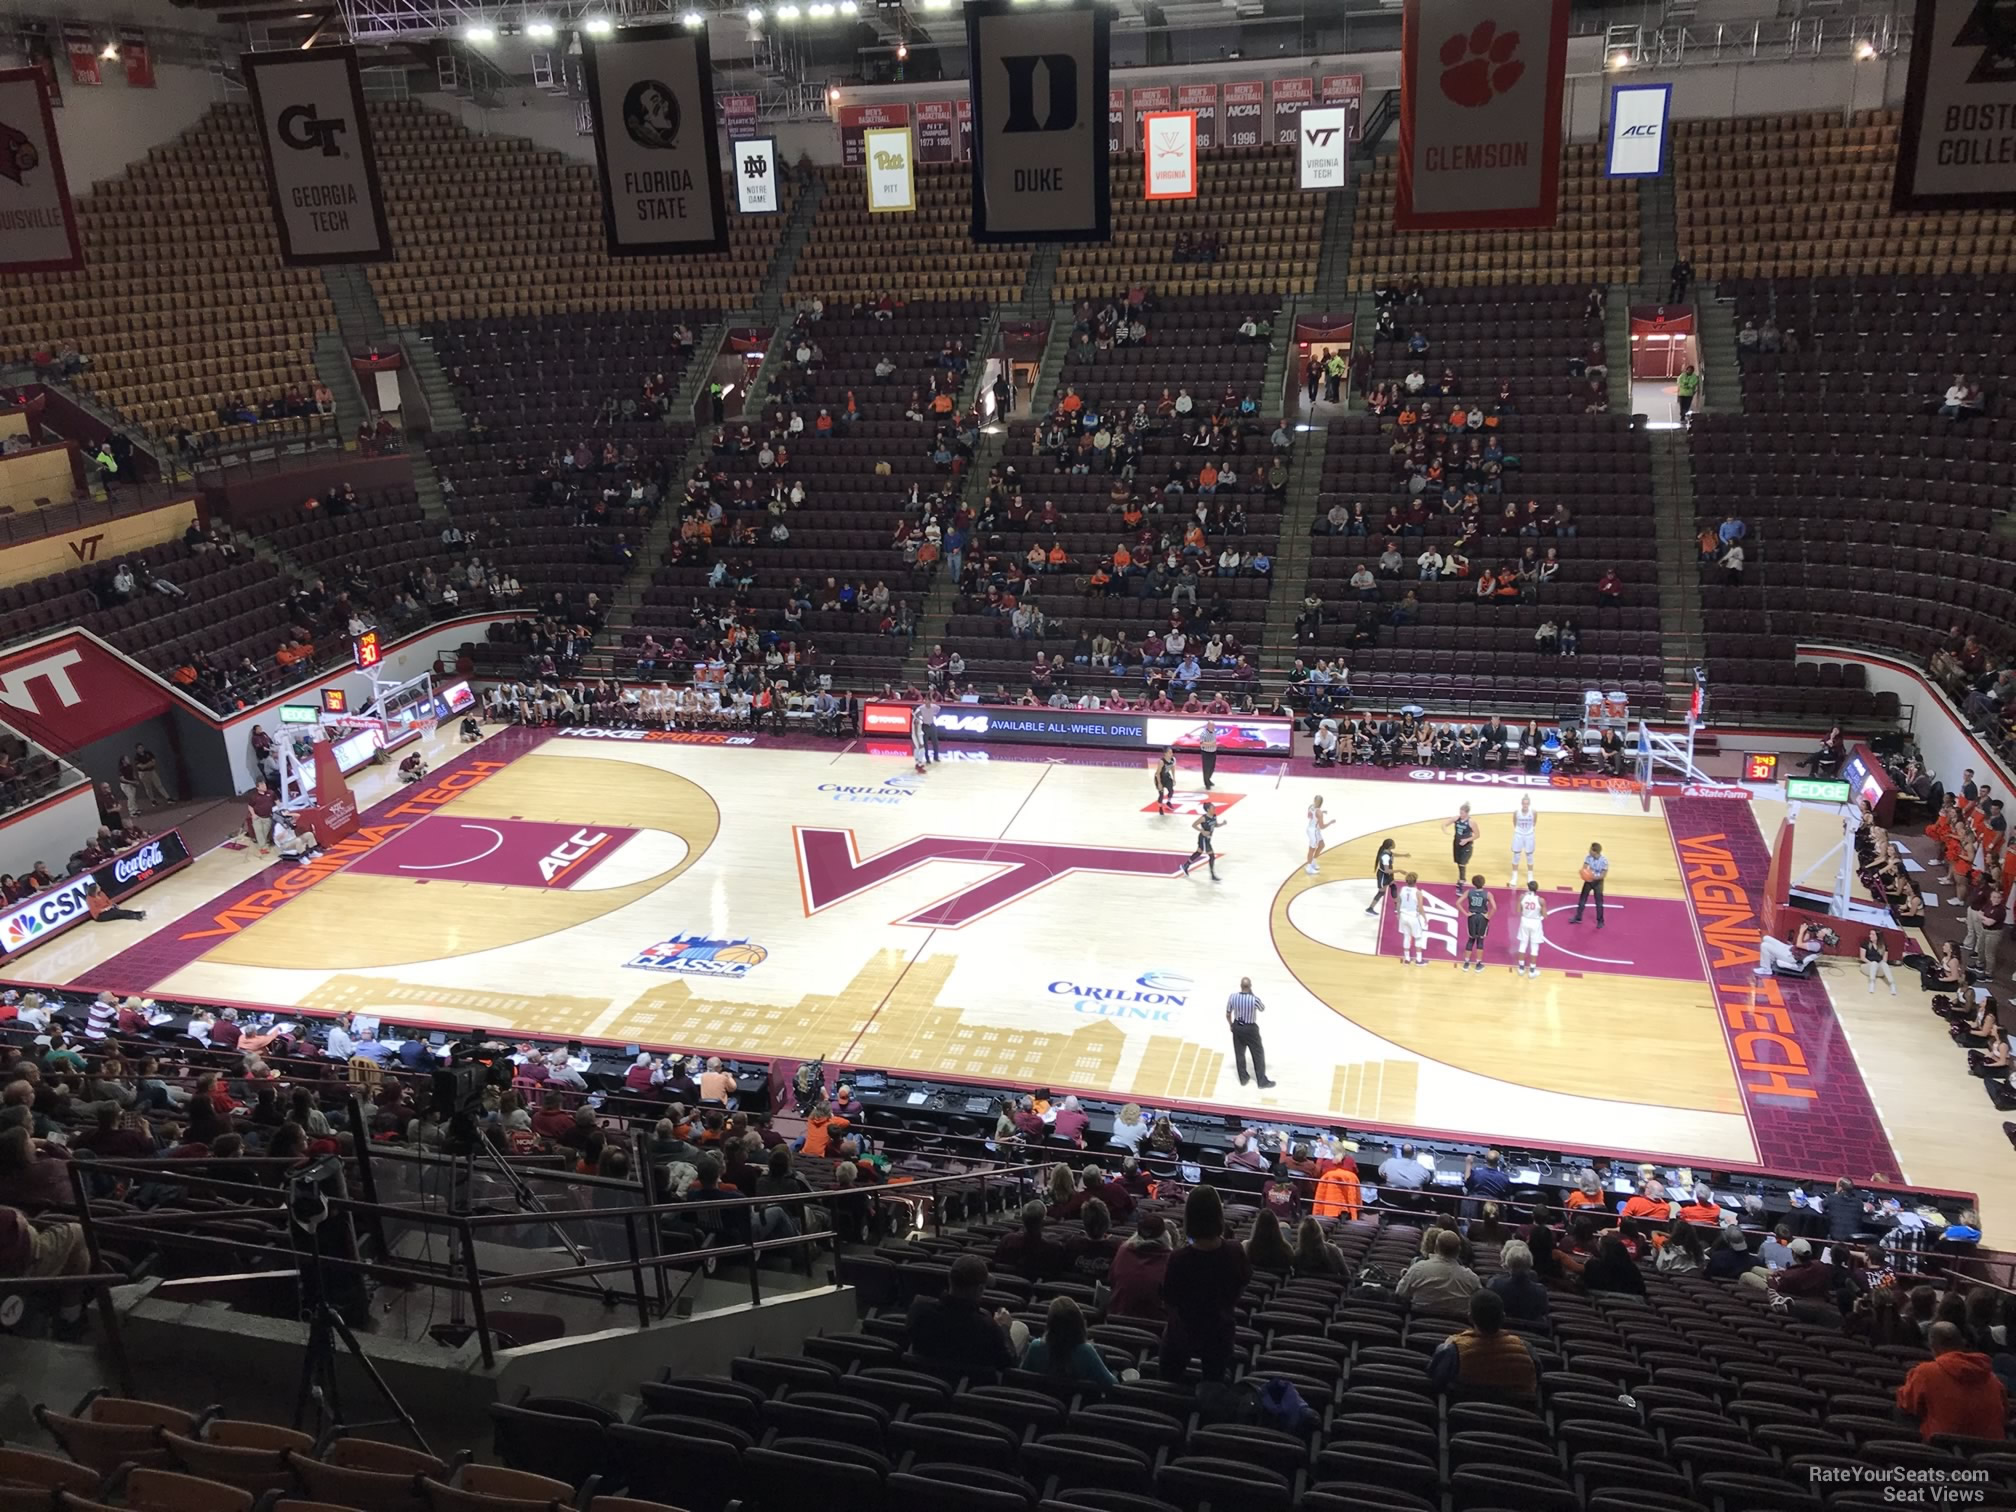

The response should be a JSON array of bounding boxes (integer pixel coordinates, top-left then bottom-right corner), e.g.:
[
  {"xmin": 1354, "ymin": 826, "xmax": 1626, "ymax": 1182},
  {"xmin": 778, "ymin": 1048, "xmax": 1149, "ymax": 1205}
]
[
  {"xmin": 1719, "ymin": 539, "xmax": 1745, "ymax": 586},
  {"xmin": 1940, "ymin": 374, "xmax": 1985, "ymax": 420},
  {"xmin": 1668, "ymin": 255, "xmax": 1693, "ymax": 305},
  {"xmin": 1397, "ymin": 1227, "xmax": 1481, "ymax": 1309},
  {"xmin": 1159, "ymin": 1185, "xmax": 1249, "ymax": 1382},
  {"xmin": 1428, "ymin": 1290, "xmax": 1538, "ymax": 1401},
  {"xmin": 1487, "ymin": 1238, "xmax": 1550, "ymax": 1320},
  {"xmin": 1464, "ymin": 1148, "xmax": 1515, "ymax": 1208},
  {"xmin": 1580, "ymin": 1231, "xmax": 1647, "ymax": 1295},
  {"xmin": 1022, "ymin": 1294, "xmax": 1116, "ymax": 1386},
  {"xmin": 908, "ymin": 1251, "xmax": 1024, "ymax": 1371},
  {"xmin": 995, "ymin": 1199, "xmax": 1068, "ymax": 1282},
  {"xmin": 1897, "ymin": 1321, "xmax": 2007, "ymax": 1440},
  {"xmin": 1703, "ymin": 1223, "xmax": 1761, "ymax": 1281},
  {"xmin": 1106, "ymin": 1211, "xmax": 1172, "ymax": 1323}
]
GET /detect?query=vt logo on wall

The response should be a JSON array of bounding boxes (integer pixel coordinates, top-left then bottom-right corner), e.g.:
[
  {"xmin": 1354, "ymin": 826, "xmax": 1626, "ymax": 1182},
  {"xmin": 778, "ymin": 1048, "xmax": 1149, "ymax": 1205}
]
[{"xmin": 967, "ymin": 0, "xmax": 1110, "ymax": 243}]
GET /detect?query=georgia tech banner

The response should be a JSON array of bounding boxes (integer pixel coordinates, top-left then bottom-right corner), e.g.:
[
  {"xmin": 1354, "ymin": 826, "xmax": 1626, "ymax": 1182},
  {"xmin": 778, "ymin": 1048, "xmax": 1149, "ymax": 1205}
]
[
  {"xmin": 581, "ymin": 25, "xmax": 728, "ymax": 256},
  {"xmin": 1397, "ymin": 0, "xmax": 1569, "ymax": 230},
  {"xmin": 243, "ymin": 48, "xmax": 393, "ymax": 265},
  {"xmin": 1895, "ymin": 0, "xmax": 2016, "ymax": 209},
  {"xmin": 0, "ymin": 68, "xmax": 84, "ymax": 272},
  {"xmin": 967, "ymin": 0, "xmax": 1110, "ymax": 244}
]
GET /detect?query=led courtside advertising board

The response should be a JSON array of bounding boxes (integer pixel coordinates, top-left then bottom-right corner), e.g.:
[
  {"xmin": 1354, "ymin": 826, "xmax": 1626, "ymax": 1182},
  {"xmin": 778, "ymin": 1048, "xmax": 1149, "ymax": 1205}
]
[
  {"xmin": 1786, "ymin": 777, "xmax": 1853, "ymax": 804},
  {"xmin": 862, "ymin": 702, "xmax": 1293, "ymax": 754}
]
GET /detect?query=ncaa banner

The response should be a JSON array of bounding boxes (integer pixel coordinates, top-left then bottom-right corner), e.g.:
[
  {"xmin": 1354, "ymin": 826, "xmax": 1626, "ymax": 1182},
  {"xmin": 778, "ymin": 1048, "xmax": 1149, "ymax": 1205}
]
[
  {"xmin": 1270, "ymin": 77, "xmax": 1311, "ymax": 146},
  {"xmin": 1896, "ymin": 0, "xmax": 2016, "ymax": 209},
  {"xmin": 865, "ymin": 125, "xmax": 915, "ymax": 212},
  {"xmin": 734, "ymin": 136, "xmax": 778, "ymax": 214},
  {"xmin": 1299, "ymin": 105, "xmax": 1351, "ymax": 191},
  {"xmin": 1106, "ymin": 88, "xmax": 1125, "ymax": 156},
  {"xmin": 1397, "ymin": 0, "xmax": 1569, "ymax": 229},
  {"xmin": 243, "ymin": 48, "xmax": 394, "ymax": 265},
  {"xmin": 968, "ymin": 0, "xmax": 1111, "ymax": 244},
  {"xmin": 1143, "ymin": 111, "xmax": 1196, "ymax": 199},
  {"xmin": 917, "ymin": 99, "xmax": 957, "ymax": 163},
  {"xmin": 1130, "ymin": 85, "xmax": 1172, "ymax": 150},
  {"xmin": 0, "ymin": 69, "xmax": 83, "ymax": 272},
  {"xmin": 1178, "ymin": 83, "xmax": 1217, "ymax": 149},
  {"xmin": 581, "ymin": 26, "xmax": 728, "ymax": 256},
  {"xmin": 1222, "ymin": 81, "xmax": 1264, "ymax": 147}
]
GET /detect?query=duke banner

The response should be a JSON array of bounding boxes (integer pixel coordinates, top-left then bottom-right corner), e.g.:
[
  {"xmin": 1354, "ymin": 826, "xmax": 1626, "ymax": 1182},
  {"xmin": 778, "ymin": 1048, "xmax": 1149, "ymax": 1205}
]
[
  {"xmin": 1397, "ymin": 0, "xmax": 1569, "ymax": 229},
  {"xmin": 580, "ymin": 26, "xmax": 728, "ymax": 256},
  {"xmin": 1895, "ymin": 0, "xmax": 2016, "ymax": 209},
  {"xmin": 0, "ymin": 68, "xmax": 83, "ymax": 272},
  {"xmin": 968, "ymin": 0, "xmax": 1110, "ymax": 244},
  {"xmin": 243, "ymin": 48, "xmax": 394, "ymax": 265}
]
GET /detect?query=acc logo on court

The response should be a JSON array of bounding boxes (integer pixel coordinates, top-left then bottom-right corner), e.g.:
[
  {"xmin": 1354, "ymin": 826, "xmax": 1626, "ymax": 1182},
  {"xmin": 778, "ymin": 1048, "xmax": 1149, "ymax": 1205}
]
[
  {"xmin": 626, "ymin": 932, "xmax": 769, "ymax": 978},
  {"xmin": 539, "ymin": 828, "xmax": 614, "ymax": 883}
]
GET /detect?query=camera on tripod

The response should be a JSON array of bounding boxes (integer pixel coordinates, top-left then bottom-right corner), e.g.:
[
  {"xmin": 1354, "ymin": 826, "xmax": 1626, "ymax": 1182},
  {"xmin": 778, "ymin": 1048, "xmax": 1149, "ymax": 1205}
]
[{"xmin": 432, "ymin": 1064, "xmax": 490, "ymax": 1154}]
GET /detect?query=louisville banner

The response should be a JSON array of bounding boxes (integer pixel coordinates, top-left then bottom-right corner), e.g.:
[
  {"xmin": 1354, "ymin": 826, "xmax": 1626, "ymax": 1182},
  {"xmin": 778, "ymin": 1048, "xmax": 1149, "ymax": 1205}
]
[
  {"xmin": 1322, "ymin": 72, "xmax": 1365, "ymax": 139},
  {"xmin": 119, "ymin": 28, "xmax": 154, "ymax": 89},
  {"xmin": 837, "ymin": 103, "xmax": 909, "ymax": 168},
  {"xmin": 717, "ymin": 91, "xmax": 758, "ymax": 142},
  {"xmin": 968, "ymin": 0, "xmax": 1110, "ymax": 243},
  {"xmin": 64, "ymin": 25, "xmax": 99, "ymax": 87},
  {"xmin": 1895, "ymin": 0, "xmax": 2016, "ymax": 209},
  {"xmin": 1143, "ymin": 110, "xmax": 1196, "ymax": 199},
  {"xmin": 20, "ymin": 23, "xmax": 59, "ymax": 105},
  {"xmin": 1129, "ymin": 85, "xmax": 1171, "ymax": 150},
  {"xmin": 0, "ymin": 68, "xmax": 84, "ymax": 273},
  {"xmin": 917, "ymin": 99, "xmax": 957, "ymax": 163},
  {"xmin": 581, "ymin": 26, "xmax": 727, "ymax": 256},
  {"xmin": 1222, "ymin": 81, "xmax": 1264, "ymax": 147},
  {"xmin": 733, "ymin": 136, "xmax": 778, "ymax": 214},
  {"xmin": 1177, "ymin": 82, "xmax": 1217, "ymax": 150},
  {"xmin": 0, "ymin": 631, "xmax": 172, "ymax": 753},
  {"xmin": 243, "ymin": 48, "xmax": 394, "ymax": 264},
  {"xmin": 864, "ymin": 125, "xmax": 915, "ymax": 212},
  {"xmin": 1270, "ymin": 76, "xmax": 1311, "ymax": 146},
  {"xmin": 1397, "ymin": 0, "xmax": 1569, "ymax": 230},
  {"xmin": 1106, "ymin": 87, "xmax": 1125, "ymax": 156}
]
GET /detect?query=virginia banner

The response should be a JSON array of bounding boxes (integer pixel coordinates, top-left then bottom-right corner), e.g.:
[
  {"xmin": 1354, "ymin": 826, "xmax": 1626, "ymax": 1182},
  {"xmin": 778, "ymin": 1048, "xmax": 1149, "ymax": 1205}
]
[
  {"xmin": 0, "ymin": 68, "xmax": 84, "ymax": 273},
  {"xmin": 580, "ymin": 26, "xmax": 728, "ymax": 256},
  {"xmin": 1397, "ymin": 0, "xmax": 1569, "ymax": 230},
  {"xmin": 243, "ymin": 47, "xmax": 394, "ymax": 264},
  {"xmin": 1895, "ymin": 0, "xmax": 2016, "ymax": 209},
  {"xmin": 968, "ymin": 0, "xmax": 1110, "ymax": 244}
]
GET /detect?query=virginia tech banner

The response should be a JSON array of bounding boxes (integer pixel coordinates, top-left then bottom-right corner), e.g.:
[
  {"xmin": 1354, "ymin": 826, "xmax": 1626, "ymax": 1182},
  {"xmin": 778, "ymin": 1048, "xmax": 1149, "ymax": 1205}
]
[
  {"xmin": 1895, "ymin": 0, "xmax": 2016, "ymax": 209},
  {"xmin": 967, "ymin": 0, "xmax": 1110, "ymax": 244},
  {"xmin": 1397, "ymin": 0, "xmax": 1569, "ymax": 229},
  {"xmin": 580, "ymin": 26, "xmax": 728, "ymax": 256},
  {"xmin": 243, "ymin": 48, "xmax": 394, "ymax": 264},
  {"xmin": 0, "ymin": 68, "xmax": 84, "ymax": 272}
]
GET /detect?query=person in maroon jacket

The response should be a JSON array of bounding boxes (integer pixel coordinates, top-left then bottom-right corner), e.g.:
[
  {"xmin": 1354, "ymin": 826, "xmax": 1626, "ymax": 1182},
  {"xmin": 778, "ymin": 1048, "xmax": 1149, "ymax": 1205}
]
[{"xmin": 1106, "ymin": 1212, "xmax": 1173, "ymax": 1324}]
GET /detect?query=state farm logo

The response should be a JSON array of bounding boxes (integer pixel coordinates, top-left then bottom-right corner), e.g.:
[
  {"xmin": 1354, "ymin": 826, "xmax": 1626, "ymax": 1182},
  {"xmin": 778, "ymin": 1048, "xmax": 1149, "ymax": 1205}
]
[
  {"xmin": 1439, "ymin": 18, "xmax": 1524, "ymax": 106},
  {"xmin": 539, "ymin": 828, "xmax": 612, "ymax": 884},
  {"xmin": 111, "ymin": 841, "xmax": 165, "ymax": 885}
]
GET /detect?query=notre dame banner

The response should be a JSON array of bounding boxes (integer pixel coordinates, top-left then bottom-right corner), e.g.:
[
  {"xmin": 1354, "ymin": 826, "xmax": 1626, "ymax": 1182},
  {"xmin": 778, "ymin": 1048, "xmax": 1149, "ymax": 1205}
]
[
  {"xmin": 967, "ymin": 0, "xmax": 1110, "ymax": 244},
  {"xmin": 581, "ymin": 26, "xmax": 728, "ymax": 256}
]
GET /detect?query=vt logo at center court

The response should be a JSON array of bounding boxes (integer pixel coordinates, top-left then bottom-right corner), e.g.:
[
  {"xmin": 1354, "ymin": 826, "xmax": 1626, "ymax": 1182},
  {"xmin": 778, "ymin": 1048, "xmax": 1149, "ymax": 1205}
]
[{"xmin": 794, "ymin": 826, "xmax": 1188, "ymax": 929}]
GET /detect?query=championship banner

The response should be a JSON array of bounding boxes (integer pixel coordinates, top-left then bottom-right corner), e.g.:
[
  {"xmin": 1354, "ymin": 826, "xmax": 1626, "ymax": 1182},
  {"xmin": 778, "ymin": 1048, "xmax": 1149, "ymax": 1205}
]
[
  {"xmin": 956, "ymin": 98, "xmax": 973, "ymax": 162},
  {"xmin": 1895, "ymin": 0, "xmax": 2016, "ymax": 210},
  {"xmin": 120, "ymin": 28, "xmax": 155, "ymax": 89},
  {"xmin": 1270, "ymin": 76, "xmax": 1311, "ymax": 145},
  {"xmin": 1396, "ymin": 0, "xmax": 1569, "ymax": 230},
  {"xmin": 243, "ymin": 48, "xmax": 394, "ymax": 264},
  {"xmin": 0, "ymin": 69, "xmax": 84, "ymax": 273},
  {"xmin": 917, "ymin": 99, "xmax": 957, "ymax": 163},
  {"xmin": 19, "ymin": 25, "xmax": 59, "ymax": 105},
  {"xmin": 1177, "ymin": 83, "xmax": 1217, "ymax": 150},
  {"xmin": 967, "ymin": 0, "xmax": 1110, "ymax": 243},
  {"xmin": 1143, "ymin": 110, "xmax": 1196, "ymax": 198},
  {"xmin": 837, "ymin": 103, "xmax": 909, "ymax": 167},
  {"xmin": 864, "ymin": 124, "xmax": 915, "ymax": 212},
  {"xmin": 1130, "ymin": 85, "xmax": 1171, "ymax": 150},
  {"xmin": 581, "ymin": 26, "xmax": 728, "ymax": 256},
  {"xmin": 64, "ymin": 25, "xmax": 99, "ymax": 87},
  {"xmin": 733, "ymin": 136, "xmax": 778, "ymax": 214},
  {"xmin": 1106, "ymin": 87, "xmax": 1125, "ymax": 156},
  {"xmin": 1322, "ymin": 72, "xmax": 1365, "ymax": 140},
  {"xmin": 1222, "ymin": 81, "xmax": 1264, "ymax": 147},
  {"xmin": 717, "ymin": 91, "xmax": 759, "ymax": 141},
  {"xmin": 1299, "ymin": 104, "xmax": 1350, "ymax": 191}
]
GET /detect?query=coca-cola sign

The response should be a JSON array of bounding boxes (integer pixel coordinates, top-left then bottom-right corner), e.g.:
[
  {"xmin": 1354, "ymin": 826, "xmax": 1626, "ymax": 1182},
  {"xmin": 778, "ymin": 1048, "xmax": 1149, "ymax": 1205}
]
[{"xmin": 111, "ymin": 840, "xmax": 166, "ymax": 885}]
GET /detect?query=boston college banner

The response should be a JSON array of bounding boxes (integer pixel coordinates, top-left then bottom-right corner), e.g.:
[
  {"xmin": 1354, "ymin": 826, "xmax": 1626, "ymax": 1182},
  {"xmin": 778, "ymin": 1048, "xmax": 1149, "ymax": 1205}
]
[
  {"xmin": 1895, "ymin": 0, "xmax": 2016, "ymax": 210},
  {"xmin": 967, "ymin": 0, "xmax": 1110, "ymax": 243},
  {"xmin": 243, "ymin": 48, "xmax": 394, "ymax": 264},
  {"xmin": 0, "ymin": 68, "xmax": 84, "ymax": 272},
  {"xmin": 1397, "ymin": 0, "xmax": 1568, "ymax": 230},
  {"xmin": 580, "ymin": 26, "xmax": 728, "ymax": 255}
]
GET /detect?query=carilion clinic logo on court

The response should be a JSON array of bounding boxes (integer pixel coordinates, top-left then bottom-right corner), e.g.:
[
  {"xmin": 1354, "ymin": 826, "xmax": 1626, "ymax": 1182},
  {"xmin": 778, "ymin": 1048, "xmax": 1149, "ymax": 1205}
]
[
  {"xmin": 1048, "ymin": 971, "xmax": 1193, "ymax": 1023},
  {"xmin": 817, "ymin": 773, "xmax": 922, "ymax": 806}
]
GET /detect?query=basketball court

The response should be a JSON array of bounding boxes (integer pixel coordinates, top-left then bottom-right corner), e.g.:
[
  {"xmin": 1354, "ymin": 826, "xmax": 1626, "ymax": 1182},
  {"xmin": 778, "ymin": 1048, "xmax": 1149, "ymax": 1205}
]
[{"xmin": 25, "ymin": 721, "xmax": 1988, "ymax": 1205}]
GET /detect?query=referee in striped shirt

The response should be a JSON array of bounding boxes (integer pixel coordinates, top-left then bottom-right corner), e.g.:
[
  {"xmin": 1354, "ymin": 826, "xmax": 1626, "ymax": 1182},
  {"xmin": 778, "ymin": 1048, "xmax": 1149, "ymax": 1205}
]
[{"xmin": 1226, "ymin": 978, "xmax": 1275, "ymax": 1089}]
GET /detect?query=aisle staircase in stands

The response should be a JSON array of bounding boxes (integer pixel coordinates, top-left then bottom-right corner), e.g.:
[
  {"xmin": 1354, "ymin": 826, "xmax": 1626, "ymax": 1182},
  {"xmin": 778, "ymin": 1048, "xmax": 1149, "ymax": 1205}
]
[
  {"xmin": 1649, "ymin": 430, "xmax": 1707, "ymax": 716},
  {"xmin": 393, "ymin": 327, "xmax": 467, "ymax": 435},
  {"xmin": 311, "ymin": 334, "xmax": 369, "ymax": 449},
  {"xmin": 1638, "ymin": 174, "xmax": 1679, "ymax": 297},
  {"xmin": 1696, "ymin": 289, "xmax": 1743, "ymax": 421},
  {"xmin": 1264, "ymin": 425, "xmax": 1331, "ymax": 683},
  {"xmin": 1026, "ymin": 306, "xmax": 1075, "ymax": 417}
]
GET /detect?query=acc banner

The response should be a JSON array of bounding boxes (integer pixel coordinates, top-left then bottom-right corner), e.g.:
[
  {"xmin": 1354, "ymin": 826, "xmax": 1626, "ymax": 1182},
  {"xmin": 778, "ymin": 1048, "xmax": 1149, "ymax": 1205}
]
[
  {"xmin": 0, "ymin": 68, "xmax": 83, "ymax": 272},
  {"xmin": 1223, "ymin": 81, "xmax": 1264, "ymax": 147},
  {"xmin": 733, "ymin": 136, "xmax": 778, "ymax": 214},
  {"xmin": 865, "ymin": 125, "xmax": 915, "ymax": 212},
  {"xmin": 1143, "ymin": 111, "xmax": 1196, "ymax": 198},
  {"xmin": 1606, "ymin": 82, "xmax": 1670, "ymax": 177},
  {"xmin": 581, "ymin": 26, "xmax": 728, "ymax": 256},
  {"xmin": 968, "ymin": 0, "xmax": 1111, "ymax": 243},
  {"xmin": 243, "ymin": 48, "xmax": 394, "ymax": 264},
  {"xmin": 1397, "ymin": 0, "xmax": 1569, "ymax": 230},
  {"xmin": 1299, "ymin": 105, "xmax": 1350, "ymax": 191},
  {"xmin": 1895, "ymin": 0, "xmax": 2016, "ymax": 209},
  {"xmin": 1177, "ymin": 83, "xmax": 1217, "ymax": 150}
]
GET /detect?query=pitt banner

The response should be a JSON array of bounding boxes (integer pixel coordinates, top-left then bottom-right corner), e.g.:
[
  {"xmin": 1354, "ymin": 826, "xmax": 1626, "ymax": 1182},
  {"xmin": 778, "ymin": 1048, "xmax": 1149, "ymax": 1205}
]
[
  {"xmin": 865, "ymin": 125, "xmax": 915, "ymax": 212},
  {"xmin": 1396, "ymin": 0, "xmax": 1569, "ymax": 230},
  {"xmin": 243, "ymin": 48, "xmax": 394, "ymax": 264},
  {"xmin": 581, "ymin": 26, "xmax": 728, "ymax": 256},
  {"xmin": 0, "ymin": 68, "xmax": 84, "ymax": 273},
  {"xmin": 967, "ymin": 0, "xmax": 1110, "ymax": 244},
  {"xmin": 1895, "ymin": 0, "xmax": 2016, "ymax": 209}
]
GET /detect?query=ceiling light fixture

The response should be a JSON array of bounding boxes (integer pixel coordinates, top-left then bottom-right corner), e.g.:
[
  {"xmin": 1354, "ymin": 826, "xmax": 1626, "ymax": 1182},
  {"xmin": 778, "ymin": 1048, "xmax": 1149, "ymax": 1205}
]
[
  {"xmin": 464, "ymin": 23, "xmax": 496, "ymax": 42},
  {"xmin": 526, "ymin": 19, "xmax": 555, "ymax": 37},
  {"xmin": 583, "ymin": 14, "xmax": 613, "ymax": 33}
]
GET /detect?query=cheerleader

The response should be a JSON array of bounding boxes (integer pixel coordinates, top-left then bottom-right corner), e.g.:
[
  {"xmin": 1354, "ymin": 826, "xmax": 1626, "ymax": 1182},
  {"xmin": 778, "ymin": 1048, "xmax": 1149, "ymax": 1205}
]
[{"xmin": 1305, "ymin": 796, "xmax": 1335, "ymax": 875}]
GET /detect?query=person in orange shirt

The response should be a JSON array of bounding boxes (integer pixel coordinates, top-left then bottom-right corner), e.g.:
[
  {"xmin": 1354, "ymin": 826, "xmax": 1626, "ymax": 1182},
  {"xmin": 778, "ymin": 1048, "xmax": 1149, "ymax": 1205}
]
[
  {"xmin": 1059, "ymin": 388, "xmax": 1083, "ymax": 416},
  {"xmin": 1676, "ymin": 1182, "xmax": 1723, "ymax": 1226},
  {"xmin": 1199, "ymin": 463, "xmax": 1219, "ymax": 493},
  {"xmin": 1113, "ymin": 544, "xmax": 1133, "ymax": 572},
  {"xmin": 1619, "ymin": 1179, "xmax": 1674, "ymax": 1224},
  {"xmin": 1046, "ymin": 542, "xmax": 1069, "ymax": 571},
  {"xmin": 1896, "ymin": 1323, "xmax": 2007, "ymax": 1442},
  {"xmin": 1088, "ymin": 565, "xmax": 1111, "ymax": 593},
  {"xmin": 1562, "ymin": 1169, "xmax": 1608, "ymax": 1212},
  {"xmin": 1184, "ymin": 524, "xmax": 1207, "ymax": 554}
]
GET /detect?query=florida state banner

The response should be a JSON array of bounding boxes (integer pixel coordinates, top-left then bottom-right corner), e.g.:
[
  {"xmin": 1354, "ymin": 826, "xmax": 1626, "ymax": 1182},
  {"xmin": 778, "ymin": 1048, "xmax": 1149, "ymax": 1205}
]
[
  {"xmin": 581, "ymin": 25, "xmax": 728, "ymax": 256},
  {"xmin": 967, "ymin": 0, "xmax": 1110, "ymax": 244},
  {"xmin": 0, "ymin": 68, "xmax": 84, "ymax": 272},
  {"xmin": 1895, "ymin": 0, "xmax": 2016, "ymax": 210},
  {"xmin": 244, "ymin": 48, "xmax": 394, "ymax": 264},
  {"xmin": 1397, "ymin": 0, "xmax": 1569, "ymax": 230}
]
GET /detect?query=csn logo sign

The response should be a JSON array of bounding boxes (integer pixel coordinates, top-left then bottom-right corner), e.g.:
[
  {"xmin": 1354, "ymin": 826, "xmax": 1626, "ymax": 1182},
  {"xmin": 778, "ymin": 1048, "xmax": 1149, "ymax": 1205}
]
[
  {"xmin": 0, "ymin": 878, "xmax": 93, "ymax": 955},
  {"xmin": 1047, "ymin": 970, "xmax": 1193, "ymax": 1023}
]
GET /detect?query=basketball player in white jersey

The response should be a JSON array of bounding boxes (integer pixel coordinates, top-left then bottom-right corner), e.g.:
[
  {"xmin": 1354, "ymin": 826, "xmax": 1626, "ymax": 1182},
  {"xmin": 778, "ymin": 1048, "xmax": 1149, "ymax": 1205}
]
[
  {"xmin": 1509, "ymin": 794, "xmax": 1539, "ymax": 888},
  {"xmin": 910, "ymin": 703, "xmax": 930, "ymax": 773},
  {"xmin": 1395, "ymin": 871, "xmax": 1427, "ymax": 965},
  {"xmin": 1304, "ymin": 796, "xmax": 1335, "ymax": 875},
  {"xmin": 1514, "ymin": 879, "xmax": 1546, "ymax": 977}
]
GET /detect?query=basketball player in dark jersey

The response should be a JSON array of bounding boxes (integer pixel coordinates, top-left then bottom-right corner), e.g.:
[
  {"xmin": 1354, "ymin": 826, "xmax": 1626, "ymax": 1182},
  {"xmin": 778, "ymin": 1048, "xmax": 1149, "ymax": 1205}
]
[
  {"xmin": 1459, "ymin": 873, "xmax": 1495, "ymax": 972},
  {"xmin": 1365, "ymin": 836, "xmax": 1407, "ymax": 915},
  {"xmin": 1153, "ymin": 746, "xmax": 1178, "ymax": 814},
  {"xmin": 1442, "ymin": 802, "xmax": 1478, "ymax": 884},
  {"xmin": 1182, "ymin": 802, "xmax": 1225, "ymax": 881}
]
